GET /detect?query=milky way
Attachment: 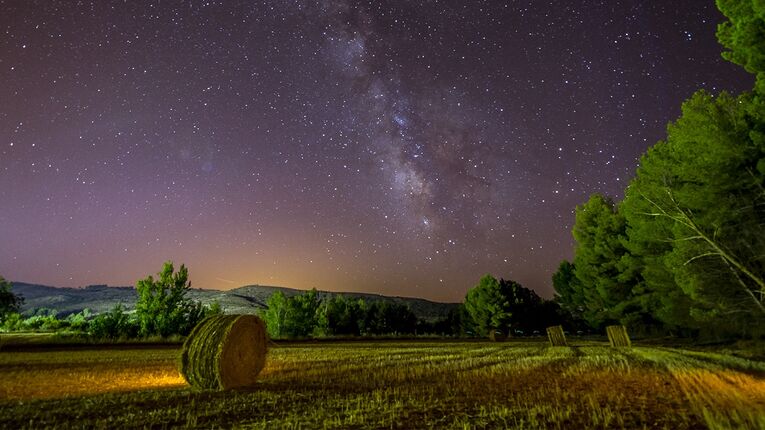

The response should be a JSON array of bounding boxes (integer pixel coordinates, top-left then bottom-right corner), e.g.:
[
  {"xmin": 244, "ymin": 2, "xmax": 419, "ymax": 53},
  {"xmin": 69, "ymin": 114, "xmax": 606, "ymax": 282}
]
[{"xmin": 0, "ymin": 1, "xmax": 752, "ymax": 301}]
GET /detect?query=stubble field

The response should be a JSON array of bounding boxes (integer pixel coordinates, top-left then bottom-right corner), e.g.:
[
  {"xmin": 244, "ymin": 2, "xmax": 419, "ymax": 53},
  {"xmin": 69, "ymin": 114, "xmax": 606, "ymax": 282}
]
[{"xmin": 1, "ymin": 340, "xmax": 764, "ymax": 429}]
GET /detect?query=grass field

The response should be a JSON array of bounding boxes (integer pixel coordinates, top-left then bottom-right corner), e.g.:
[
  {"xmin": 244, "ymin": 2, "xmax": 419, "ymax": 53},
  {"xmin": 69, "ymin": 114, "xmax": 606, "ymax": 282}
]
[{"xmin": 1, "ymin": 340, "xmax": 764, "ymax": 429}]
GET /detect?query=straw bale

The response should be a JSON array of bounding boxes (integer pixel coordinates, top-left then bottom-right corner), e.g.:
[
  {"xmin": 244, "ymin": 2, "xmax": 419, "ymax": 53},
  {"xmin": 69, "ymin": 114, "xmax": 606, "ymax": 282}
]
[
  {"xmin": 546, "ymin": 325, "xmax": 567, "ymax": 346},
  {"xmin": 606, "ymin": 325, "xmax": 631, "ymax": 347},
  {"xmin": 179, "ymin": 314, "xmax": 268, "ymax": 390}
]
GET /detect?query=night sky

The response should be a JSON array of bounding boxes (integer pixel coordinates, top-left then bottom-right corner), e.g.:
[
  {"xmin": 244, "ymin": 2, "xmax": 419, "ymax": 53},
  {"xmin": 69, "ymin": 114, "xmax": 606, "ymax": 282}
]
[{"xmin": 0, "ymin": 1, "xmax": 752, "ymax": 302}]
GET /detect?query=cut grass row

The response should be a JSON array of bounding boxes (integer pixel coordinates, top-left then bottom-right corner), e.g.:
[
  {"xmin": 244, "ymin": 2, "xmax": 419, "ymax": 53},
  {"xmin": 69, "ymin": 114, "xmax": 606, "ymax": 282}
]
[{"xmin": 1, "ymin": 341, "xmax": 764, "ymax": 429}]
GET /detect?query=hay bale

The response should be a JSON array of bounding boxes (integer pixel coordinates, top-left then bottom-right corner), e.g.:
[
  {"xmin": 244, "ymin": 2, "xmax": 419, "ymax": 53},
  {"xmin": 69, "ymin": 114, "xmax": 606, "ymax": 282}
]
[
  {"xmin": 489, "ymin": 329, "xmax": 507, "ymax": 342},
  {"xmin": 606, "ymin": 325, "xmax": 631, "ymax": 347},
  {"xmin": 546, "ymin": 325, "xmax": 567, "ymax": 346},
  {"xmin": 179, "ymin": 314, "xmax": 268, "ymax": 390}
]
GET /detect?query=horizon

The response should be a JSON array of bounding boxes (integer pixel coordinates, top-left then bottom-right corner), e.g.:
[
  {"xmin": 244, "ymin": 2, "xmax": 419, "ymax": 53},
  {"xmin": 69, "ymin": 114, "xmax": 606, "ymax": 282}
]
[
  {"xmin": 10, "ymin": 277, "xmax": 466, "ymax": 304},
  {"xmin": 0, "ymin": 0, "xmax": 752, "ymax": 303}
]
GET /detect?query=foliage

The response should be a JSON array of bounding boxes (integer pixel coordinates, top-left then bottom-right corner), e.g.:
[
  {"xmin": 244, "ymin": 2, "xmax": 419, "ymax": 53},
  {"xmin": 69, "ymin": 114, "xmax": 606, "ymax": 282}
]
[
  {"xmin": 134, "ymin": 261, "xmax": 207, "ymax": 337},
  {"xmin": 621, "ymin": 90, "xmax": 765, "ymax": 337},
  {"xmin": 19, "ymin": 308, "xmax": 62, "ymax": 331},
  {"xmin": 0, "ymin": 312, "xmax": 24, "ymax": 331},
  {"xmin": 0, "ymin": 276, "xmax": 24, "ymax": 322},
  {"xmin": 364, "ymin": 301, "xmax": 418, "ymax": 335},
  {"xmin": 89, "ymin": 304, "xmax": 138, "ymax": 339},
  {"xmin": 554, "ymin": 0, "xmax": 765, "ymax": 339},
  {"xmin": 0, "ymin": 309, "xmax": 96, "ymax": 333},
  {"xmin": 64, "ymin": 309, "xmax": 93, "ymax": 332},
  {"xmin": 552, "ymin": 261, "xmax": 581, "ymax": 316},
  {"xmin": 462, "ymin": 275, "xmax": 551, "ymax": 337},
  {"xmin": 570, "ymin": 195, "xmax": 635, "ymax": 328},
  {"xmin": 463, "ymin": 275, "xmax": 512, "ymax": 337},
  {"xmin": 261, "ymin": 291, "xmax": 288, "ymax": 338},
  {"xmin": 262, "ymin": 290, "xmax": 422, "ymax": 338},
  {"xmin": 315, "ymin": 295, "xmax": 366, "ymax": 336},
  {"xmin": 285, "ymin": 288, "xmax": 321, "ymax": 337},
  {"xmin": 717, "ymin": 0, "xmax": 765, "ymax": 92}
]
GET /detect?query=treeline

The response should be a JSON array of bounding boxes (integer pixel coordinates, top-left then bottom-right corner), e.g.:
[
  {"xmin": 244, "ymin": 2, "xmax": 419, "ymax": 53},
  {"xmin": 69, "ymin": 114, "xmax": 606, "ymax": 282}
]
[
  {"xmin": 261, "ymin": 276, "xmax": 569, "ymax": 339},
  {"xmin": 553, "ymin": 2, "xmax": 765, "ymax": 339},
  {"xmin": 260, "ymin": 290, "xmax": 432, "ymax": 338},
  {"xmin": 0, "ymin": 263, "xmax": 220, "ymax": 339}
]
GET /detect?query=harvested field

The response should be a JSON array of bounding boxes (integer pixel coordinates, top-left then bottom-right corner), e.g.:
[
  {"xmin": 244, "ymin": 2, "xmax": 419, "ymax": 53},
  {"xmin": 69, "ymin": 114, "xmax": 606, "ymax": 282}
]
[{"xmin": 1, "ymin": 341, "xmax": 764, "ymax": 429}]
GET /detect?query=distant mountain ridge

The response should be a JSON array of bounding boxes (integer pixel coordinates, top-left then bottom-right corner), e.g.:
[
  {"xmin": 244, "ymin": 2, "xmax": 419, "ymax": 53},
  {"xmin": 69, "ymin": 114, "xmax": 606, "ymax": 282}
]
[{"xmin": 10, "ymin": 282, "xmax": 459, "ymax": 321}]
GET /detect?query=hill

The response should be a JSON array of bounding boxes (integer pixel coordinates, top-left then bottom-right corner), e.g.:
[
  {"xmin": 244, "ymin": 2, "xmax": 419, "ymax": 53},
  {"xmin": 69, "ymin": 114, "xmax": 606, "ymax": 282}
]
[{"xmin": 10, "ymin": 282, "xmax": 459, "ymax": 322}]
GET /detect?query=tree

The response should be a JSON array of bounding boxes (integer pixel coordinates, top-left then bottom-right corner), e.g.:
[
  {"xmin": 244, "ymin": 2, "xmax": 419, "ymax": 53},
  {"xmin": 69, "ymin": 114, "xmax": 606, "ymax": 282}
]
[
  {"xmin": 360, "ymin": 301, "xmax": 417, "ymax": 335},
  {"xmin": 316, "ymin": 296, "xmax": 365, "ymax": 336},
  {"xmin": 135, "ymin": 261, "xmax": 205, "ymax": 337},
  {"xmin": 552, "ymin": 260, "xmax": 584, "ymax": 320},
  {"xmin": 89, "ymin": 304, "xmax": 137, "ymax": 339},
  {"xmin": 621, "ymin": 90, "xmax": 765, "ymax": 336},
  {"xmin": 501, "ymin": 278, "xmax": 543, "ymax": 334},
  {"xmin": 261, "ymin": 291, "xmax": 288, "ymax": 338},
  {"xmin": 284, "ymin": 289, "xmax": 321, "ymax": 337},
  {"xmin": 0, "ymin": 276, "xmax": 23, "ymax": 322},
  {"xmin": 717, "ymin": 0, "xmax": 765, "ymax": 93},
  {"xmin": 571, "ymin": 195, "xmax": 637, "ymax": 328},
  {"xmin": 463, "ymin": 274, "xmax": 513, "ymax": 337},
  {"xmin": 261, "ymin": 289, "xmax": 322, "ymax": 338}
]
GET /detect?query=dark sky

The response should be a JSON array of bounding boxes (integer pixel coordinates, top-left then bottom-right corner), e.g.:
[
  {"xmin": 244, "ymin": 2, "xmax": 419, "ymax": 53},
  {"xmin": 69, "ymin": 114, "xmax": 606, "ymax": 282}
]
[{"xmin": 0, "ymin": 1, "xmax": 752, "ymax": 302}]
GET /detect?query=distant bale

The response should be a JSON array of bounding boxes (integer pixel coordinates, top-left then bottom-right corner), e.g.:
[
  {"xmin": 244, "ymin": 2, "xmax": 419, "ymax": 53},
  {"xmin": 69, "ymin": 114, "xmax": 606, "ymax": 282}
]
[
  {"xmin": 489, "ymin": 329, "xmax": 507, "ymax": 342},
  {"xmin": 546, "ymin": 325, "xmax": 567, "ymax": 346},
  {"xmin": 179, "ymin": 314, "xmax": 268, "ymax": 390},
  {"xmin": 606, "ymin": 325, "xmax": 631, "ymax": 347}
]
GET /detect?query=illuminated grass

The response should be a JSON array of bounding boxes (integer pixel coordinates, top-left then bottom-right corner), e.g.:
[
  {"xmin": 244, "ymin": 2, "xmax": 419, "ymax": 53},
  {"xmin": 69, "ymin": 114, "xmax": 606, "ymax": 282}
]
[
  {"xmin": 0, "ymin": 348, "xmax": 184, "ymax": 399},
  {"xmin": 0, "ymin": 341, "xmax": 763, "ymax": 428}
]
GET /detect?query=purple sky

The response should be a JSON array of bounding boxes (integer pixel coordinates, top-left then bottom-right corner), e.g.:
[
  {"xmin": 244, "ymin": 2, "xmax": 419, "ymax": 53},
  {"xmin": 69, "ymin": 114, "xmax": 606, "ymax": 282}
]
[{"xmin": 0, "ymin": 0, "xmax": 751, "ymax": 302}]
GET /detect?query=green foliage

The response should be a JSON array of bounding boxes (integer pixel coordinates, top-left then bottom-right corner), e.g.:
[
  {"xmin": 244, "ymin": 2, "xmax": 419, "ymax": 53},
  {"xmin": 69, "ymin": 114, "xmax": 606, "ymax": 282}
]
[
  {"xmin": 621, "ymin": 90, "xmax": 765, "ymax": 336},
  {"xmin": 0, "ymin": 312, "xmax": 24, "ymax": 331},
  {"xmin": 89, "ymin": 304, "xmax": 138, "ymax": 339},
  {"xmin": 464, "ymin": 275, "xmax": 511, "ymax": 337},
  {"xmin": 135, "ymin": 262, "xmax": 206, "ymax": 337},
  {"xmin": 717, "ymin": 0, "xmax": 765, "ymax": 92},
  {"xmin": 262, "ymin": 290, "xmax": 421, "ymax": 338},
  {"xmin": 555, "ymin": 0, "xmax": 765, "ymax": 339},
  {"xmin": 0, "ymin": 276, "xmax": 24, "ymax": 322},
  {"xmin": 206, "ymin": 301, "xmax": 223, "ymax": 316},
  {"xmin": 570, "ymin": 195, "xmax": 636, "ymax": 328},
  {"xmin": 552, "ymin": 261, "xmax": 580, "ymax": 314},
  {"xmin": 285, "ymin": 288, "xmax": 321, "ymax": 337},
  {"xmin": 64, "ymin": 309, "xmax": 93, "ymax": 332},
  {"xmin": 316, "ymin": 296, "xmax": 366, "ymax": 336},
  {"xmin": 261, "ymin": 291, "xmax": 288, "ymax": 338},
  {"xmin": 21, "ymin": 309, "xmax": 62, "ymax": 331},
  {"xmin": 463, "ymin": 275, "xmax": 544, "ymax": 337}
]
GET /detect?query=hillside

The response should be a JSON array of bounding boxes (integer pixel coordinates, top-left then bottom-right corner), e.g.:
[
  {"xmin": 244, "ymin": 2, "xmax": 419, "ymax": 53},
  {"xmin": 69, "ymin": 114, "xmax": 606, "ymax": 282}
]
[{"xmin": 10, "ymin": 282, "xmax": 459, "ymax": 322}]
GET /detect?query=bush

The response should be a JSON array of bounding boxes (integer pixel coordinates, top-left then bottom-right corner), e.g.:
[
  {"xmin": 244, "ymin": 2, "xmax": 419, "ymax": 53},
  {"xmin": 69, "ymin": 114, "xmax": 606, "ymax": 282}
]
[
  {"xmin": 0, "ymin": 313, "xmax": 23, "ymax": 332},
  {"xmin": 21, "ymin": 309, "xmax": 61, "ymax": 331},
  {"xmin": 64, "ymin": 309, "xmax": 92, "ymax": 332},
  {"xmin": 89, "ymin": 304, "xmax": 138, "ymax": 339},
  {"xmin": 135, "ymin": 262, "xmax": 208, "ymax": 337}
]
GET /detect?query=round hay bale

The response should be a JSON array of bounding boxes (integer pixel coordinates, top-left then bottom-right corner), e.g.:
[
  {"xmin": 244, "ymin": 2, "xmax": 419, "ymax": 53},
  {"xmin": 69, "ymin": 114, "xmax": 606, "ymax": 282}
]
[
  {"xmin": 179, "ymin": 314, "xmax": 268, "ymax": 390},
  {"xmin": 489, "ymin": 329, "xmax": 507, "ymax": 342}
]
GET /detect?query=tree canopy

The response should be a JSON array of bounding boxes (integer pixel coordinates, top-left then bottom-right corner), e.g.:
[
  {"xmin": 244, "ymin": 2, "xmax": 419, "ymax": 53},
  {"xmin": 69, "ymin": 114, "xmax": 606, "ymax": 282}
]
[
  {"xmin": 554, "ymin": 0, "xmax": 765, "ymax": 338},
  {"xmin": 717, "ymin": 0, "xmax": 765, "ymax": 92},
  {"xmin": 463, "ymin": 274, "xmax": 554, "ymax": 337},
  {"xmin": 135, "ymin": 261, "xmax": 206, "ymax": 337},
  {"xmin": 0, "ymin": 276, "xmax": 23, "ymax": 322}
]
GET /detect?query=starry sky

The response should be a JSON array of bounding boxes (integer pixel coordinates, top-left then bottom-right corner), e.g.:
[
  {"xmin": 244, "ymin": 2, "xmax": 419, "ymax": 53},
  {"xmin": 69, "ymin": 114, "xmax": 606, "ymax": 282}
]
[{"xmin": 0, "ymin": 1, "xmax": 752, "ymax": 302}]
